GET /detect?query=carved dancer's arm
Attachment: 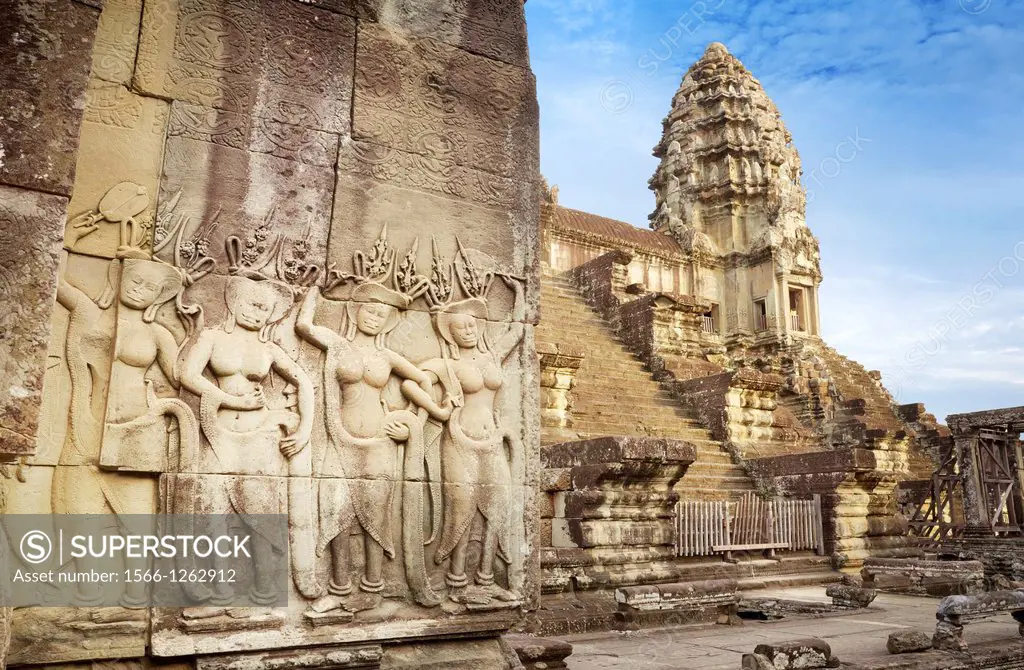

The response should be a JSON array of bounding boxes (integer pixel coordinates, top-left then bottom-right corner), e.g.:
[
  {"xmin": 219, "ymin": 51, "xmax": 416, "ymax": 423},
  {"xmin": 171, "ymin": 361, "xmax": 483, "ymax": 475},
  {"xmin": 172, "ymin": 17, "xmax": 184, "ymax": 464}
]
[
  {"xmin": 390, "ymin": 353, "xmax": 451, "ymax": 421},
  {"xmin": 181, "ymin": 331, "xmax": 264, "ymax": 410},
  {"xmin": 400, "ymin": 380, "xmax": 451, "ymax": 422},
  {"xmin": 493, "ymin": 275, "xmax": 526, "ymax": 363},
  {"xmin": 153, "ymin": 325, "xmax": 181, "ymax": 389},
  {"xmin": 56, "ymin": 274, "xmax": 98, "ymax": 318},
  {"xmin": 294, "ymin": 288, "xmax": 336, "ymax": 351},
  {"xmin": 272, "ymin": 345, "xmax": 314, "ymax": 455}
]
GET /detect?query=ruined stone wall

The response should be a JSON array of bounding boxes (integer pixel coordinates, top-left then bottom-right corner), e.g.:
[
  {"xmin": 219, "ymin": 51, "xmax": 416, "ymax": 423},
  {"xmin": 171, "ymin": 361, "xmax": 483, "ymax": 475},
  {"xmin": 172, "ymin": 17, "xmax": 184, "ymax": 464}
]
[
  {"xmin": 1, "ymin": 0, "xmax": 540, "ymax": 667},
  {"xmin": 675, "ymin": 370, "xmax": 816, "ymax": 460},
  {"xmin": 0, "ymin": 1, "xmax": 101, "ymax": 461},
  {"xmin": 540, "ymin": 436, "xmax": 695, "ymax": 593}
]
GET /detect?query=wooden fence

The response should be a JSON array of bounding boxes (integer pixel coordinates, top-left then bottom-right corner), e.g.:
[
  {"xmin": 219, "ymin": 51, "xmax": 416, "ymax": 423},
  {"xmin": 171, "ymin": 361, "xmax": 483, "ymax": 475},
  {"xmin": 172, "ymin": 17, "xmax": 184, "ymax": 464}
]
[{"xmin": 676, "ymin": 493, "xmax": 825, "ymax": 559}]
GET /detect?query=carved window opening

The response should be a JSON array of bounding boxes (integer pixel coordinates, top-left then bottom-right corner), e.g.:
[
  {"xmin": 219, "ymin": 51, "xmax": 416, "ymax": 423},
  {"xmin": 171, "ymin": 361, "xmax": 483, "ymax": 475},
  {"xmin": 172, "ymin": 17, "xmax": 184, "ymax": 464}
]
[
  {"xmin": 788, "ymin": 287, "xmax": 805, "ymax": 332},
  {"xmin": 702, "ymin": 303, "xmax": 720, "ymax": 335},
  {"xmin": 753, "ymin": 298, "xmax": 768, "ymax": 332}
]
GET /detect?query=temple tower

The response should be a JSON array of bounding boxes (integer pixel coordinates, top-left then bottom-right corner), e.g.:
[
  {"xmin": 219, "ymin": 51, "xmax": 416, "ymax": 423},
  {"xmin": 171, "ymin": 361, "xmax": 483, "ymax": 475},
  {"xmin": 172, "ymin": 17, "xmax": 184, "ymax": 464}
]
[{"xmin": 649, "ymin": 42, "xmax": 822, "ymax": 344}]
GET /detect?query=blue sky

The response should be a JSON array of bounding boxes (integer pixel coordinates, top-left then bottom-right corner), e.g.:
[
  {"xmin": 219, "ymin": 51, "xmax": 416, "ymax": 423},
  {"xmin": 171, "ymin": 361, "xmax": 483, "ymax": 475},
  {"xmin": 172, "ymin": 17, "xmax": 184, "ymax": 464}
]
[{"xmin": 525, "ymin": 0, "xmax": 1024, "ymax": 424}]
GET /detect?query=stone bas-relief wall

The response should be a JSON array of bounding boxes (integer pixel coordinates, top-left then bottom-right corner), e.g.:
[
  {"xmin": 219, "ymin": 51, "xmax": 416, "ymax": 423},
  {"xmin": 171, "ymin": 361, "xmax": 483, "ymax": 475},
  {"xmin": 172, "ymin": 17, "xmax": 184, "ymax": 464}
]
[{"xmin": 1, "ymin": 0, "xmax": 539, "ymax": 666}]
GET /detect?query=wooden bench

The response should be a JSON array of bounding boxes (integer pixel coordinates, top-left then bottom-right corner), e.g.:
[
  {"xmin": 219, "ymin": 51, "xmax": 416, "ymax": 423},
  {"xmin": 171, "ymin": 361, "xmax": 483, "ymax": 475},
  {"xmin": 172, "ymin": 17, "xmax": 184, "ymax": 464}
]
[{"xmin": 933, "ymin": 590, "xmax": 1024, "ymax": 650}]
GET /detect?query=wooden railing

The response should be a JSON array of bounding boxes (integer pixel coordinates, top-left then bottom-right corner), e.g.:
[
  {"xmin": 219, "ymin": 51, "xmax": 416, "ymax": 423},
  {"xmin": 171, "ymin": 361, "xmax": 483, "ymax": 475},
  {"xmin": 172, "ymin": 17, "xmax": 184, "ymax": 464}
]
[{"xmin": 675, "ymin": 493, "xmax": 825, "ymax": 559}]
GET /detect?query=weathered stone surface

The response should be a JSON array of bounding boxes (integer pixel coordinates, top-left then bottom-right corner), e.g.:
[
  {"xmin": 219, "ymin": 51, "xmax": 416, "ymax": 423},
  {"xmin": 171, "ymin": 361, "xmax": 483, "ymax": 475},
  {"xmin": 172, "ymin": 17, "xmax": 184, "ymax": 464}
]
[
  {"xmin": 0, "ymin": 0, "xmax": 100, "ymax": 196},
  {"xmin": 135, "ymin": 0, "xmax": 355, "ymax": 134},
  {"xmin": 540, "ymin": 437, "xmax": 695, "ymax": 591},
  {"xmin": 91, "ymin": 0, "xmax": 144, "ymax": 84},
  {"xmin": 742, "ymin": 654, "xmax": 776, "ymax": 670},
  {"xmin": 0, "ymin": 606, "xmax": 9, "ymax": 670},
  {"xmin": 152, "ymin": 103, "xmax": 337, "ymax": 274},
  {"xmin": 33, "ymin": 252, "xmax": 120, "ymax": 467},
  {"xmin": 886, "ymin": 630, "xmax": 932, "ymax": 655},
  {"xmin": 332, "ymin": 22, "xmax": 540, "ymax": 324},
  {"xmin": 4, "ymin": 0, "xmax": 540, "ymax": 665},
  {"xmin": 352, "ymin": 23, "xmax": 535, "ymax": 173},
  {"xmin": 825, "ymin": 583, "xmax": 877, "ymax": 608},
  {"xmin": 538, "ymin": 342, "xmax": 584, "ymax": 439},
  {"xmin": 380, "ymin": 637, "xmax": 523, "ymax": 669},
  {"xmin": 63, "ymin": 81, "xmax": 169, "ymax": 259},
  {"xmin": 947, "ymin": 405, "xmax": 1024, "ymax": 433},
  {"xmin": 505, "ymin": 634, "xmax": 572, "ymax": 670},
  {"xmin": 0, "ymin": 186, "xmax": 68, "ymax": 457},
  {"xmin": 862, "ymin": 558, "xmax": 984, "ymax": 597},
  {"xmin": 752, "ymin": 638, "xmax": 835, "ymax": 670},
  {"xmin": 370, "ymin": 0, "xmax": 529, "ymax": 68},
  {"xmin": 614, "ymin": 579, "xmax": 740, "ymax": 629},
  {"xmin": 7, "ymin": 602, "xmax": 147, "ymax": 666},
  {"xmin": 330, "ymin": 154, "xmax": 538, "ymax": 323},
  {"xmin": 933, "ymin": 589, "xmax": 1024, "ymax": 651},
  {"xmin": 195, "ymin": 643, "xmax": 385, "ymax": 669}
]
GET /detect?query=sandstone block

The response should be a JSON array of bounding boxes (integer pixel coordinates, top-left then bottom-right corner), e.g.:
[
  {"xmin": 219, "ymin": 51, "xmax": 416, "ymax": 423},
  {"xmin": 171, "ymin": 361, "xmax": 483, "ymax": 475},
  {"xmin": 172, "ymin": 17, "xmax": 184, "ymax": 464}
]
[
  {"xmin": 505, "ymin": 634, "xmax": 572, "ymax": 670},
  {"xmin": 825, "ymin": 583, "xmax": 876, "ymax": 608},
  {"xmin": 90, "ymin": 0, "xmax": 144, "ymax": 84},
  {"xmin": 153, "ymin": 105, "xmax": 337, "ymax": 276},
  {"xmin": 0, "ymin": 186, "xmax": 68, "ymax": 457},
  {"xmin": 886, "ymin": 630, "xmax": 931, "ymax": 654},
  {"xmin": 135, "ymin": 0, "xmax": 355, "ymax": 134},
  {"xmin": 752, "ymin": 639, "xmax": 835, "ymax": 669},
  {"xmin": 0, "ymin": 0, "xmax": 99, "ymax": 195},
  {"xmin": 63, "ymin": 81, "xmax": 169, "ymax": 259}
]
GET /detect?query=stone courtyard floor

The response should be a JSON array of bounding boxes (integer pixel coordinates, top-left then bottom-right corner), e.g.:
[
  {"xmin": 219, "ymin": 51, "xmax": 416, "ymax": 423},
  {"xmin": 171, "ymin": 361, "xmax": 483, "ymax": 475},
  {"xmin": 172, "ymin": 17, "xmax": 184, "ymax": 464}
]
[{"xmin": 557, "ymin": 586, "xmax": 1024, "ymax": 668}]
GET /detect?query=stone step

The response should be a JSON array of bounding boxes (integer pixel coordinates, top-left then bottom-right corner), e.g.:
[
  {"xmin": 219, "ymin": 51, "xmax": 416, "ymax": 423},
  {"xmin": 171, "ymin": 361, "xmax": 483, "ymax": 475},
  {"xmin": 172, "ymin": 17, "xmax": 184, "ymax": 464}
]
[
  {"xmin": 570, "ymin": 425, "xmax": 718, "ymax": 445},
  {"xmin": 684, "ymin": 464, "xmax": 747, "ymax": 476},
  {"xmin": 537, "ymin": 312, "xmax": 608, "ymax": 326},
  {"xmin": 577, "ymin": 401, "xmax": 696, "ymax": 417},
  {"xmin": 574, "ymin": 397, "xmax": 698, "ymax": 415},
  {"xmin": 574, "ymin": 379, "xmax": 669, "ymax": 392},
  {"xmin": 682, "ymin": 469, "xmax": 756, "ymax": 483},
  {"xmin": 572, "ymin": 382, "xmax": 677, "ymax": 397},
  {"xmin": 573, "ymin": 369, "xmax": 666, "ymax": 382},
  {"xmin": 571, "ymin": 424, "xmax": 706, "ymax": 440},
  {"xmin": 678, "ymin": 487, "xmax": 756, "ymax": 500},
  {"xmin": 736, "ymin": 571, "xmax": 842, "ymax": 592}
]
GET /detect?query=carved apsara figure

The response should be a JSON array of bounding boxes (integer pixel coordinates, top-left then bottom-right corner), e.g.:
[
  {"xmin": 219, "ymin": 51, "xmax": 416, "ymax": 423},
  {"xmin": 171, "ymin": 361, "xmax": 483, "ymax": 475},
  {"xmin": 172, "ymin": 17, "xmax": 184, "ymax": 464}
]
[
  {"xmin": 100, "ymin": 259, "xmax": 201, "ymax": 474},
  {"xmin": 296, "ymin": 273, "xmax": 451, "ymax": 613},
  {"xmin": 182, "ymin": 274, "xmax": 313, "ymax": 473},
  {"xmin": 52, "ymin": 256, "xmax": 196, "ymax": 609},
  {"xmin": 179, "ymin": 273, "xmax": 313, "ymax": 607},
  {"xmin": 423, "ymin": 244, "xmax": 525, "ymax": 607}
]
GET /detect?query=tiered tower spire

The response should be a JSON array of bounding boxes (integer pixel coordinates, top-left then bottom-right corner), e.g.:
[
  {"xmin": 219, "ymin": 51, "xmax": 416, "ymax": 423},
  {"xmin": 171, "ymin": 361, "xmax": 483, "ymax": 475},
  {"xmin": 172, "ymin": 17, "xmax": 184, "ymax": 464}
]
[{"xmin": 649, "ymin": 42, "xmax": 822, "ymax": 339}]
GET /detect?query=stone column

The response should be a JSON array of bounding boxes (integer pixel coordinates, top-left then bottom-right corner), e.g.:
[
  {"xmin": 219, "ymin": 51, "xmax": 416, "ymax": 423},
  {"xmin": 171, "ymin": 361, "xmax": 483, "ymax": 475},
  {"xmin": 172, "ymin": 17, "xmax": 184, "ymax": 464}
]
[
  {"xmin": 0, "ymin": 0, "xmax": 101, "ymax": 460},
  {"xmin": 956, "ymin": 433, "xmax": 992, "ymax": 536},
  {"xmin": 778, "ymin": 274, "xmax": 790, "ymax": 336},
  {"xmin": 538, "ymin": 344, "xmax": 584, "ymax": 440}
]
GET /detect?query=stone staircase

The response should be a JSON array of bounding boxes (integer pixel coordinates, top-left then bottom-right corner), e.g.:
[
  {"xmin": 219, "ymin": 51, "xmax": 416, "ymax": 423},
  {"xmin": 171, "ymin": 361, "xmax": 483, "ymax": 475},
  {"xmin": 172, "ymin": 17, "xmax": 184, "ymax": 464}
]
[
  {"xmin": 537, "ymin": 273, "xmax": 758, "ymax": 500},
  {"xmin": 812, "ymin": 344, "xmax": 934, "ymax": 478}
]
